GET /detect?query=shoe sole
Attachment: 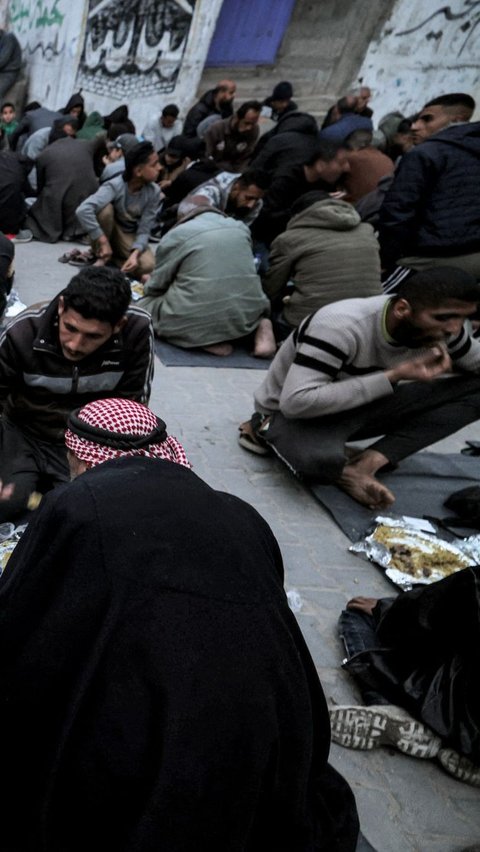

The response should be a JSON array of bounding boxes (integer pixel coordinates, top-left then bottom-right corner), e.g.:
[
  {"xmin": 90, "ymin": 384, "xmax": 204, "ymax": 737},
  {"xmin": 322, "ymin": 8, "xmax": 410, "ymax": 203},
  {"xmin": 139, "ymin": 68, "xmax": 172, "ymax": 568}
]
[
  {"xmin": 329, "ymin": 705, "xmax": 441, "ymax": 759},
  {"xmin": 238, "ymin": 432, "xmax": 270, "ymax": 456},
  {"xmin": 437, "ymin": 748, "xmax": 480, "ymax": 787}
]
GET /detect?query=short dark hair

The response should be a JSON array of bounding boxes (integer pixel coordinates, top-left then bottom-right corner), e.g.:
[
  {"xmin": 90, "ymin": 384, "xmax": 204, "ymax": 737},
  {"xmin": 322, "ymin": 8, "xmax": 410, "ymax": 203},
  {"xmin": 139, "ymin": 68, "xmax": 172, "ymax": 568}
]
[
  {"xmin": 236, "ymin": 100, "xmax": 262, "ymax": 120},
  {"xmin": 61, "ymin": 267, "xmax": 131, "ymax": 325},
  {"xmin": 345, "ymin": 128, "xmax": 372, "ymax": 149},
  {"xmin": 1, "ymin": 101, "xmax": 15, "ymax": 111},
  {"xmin": 123, "ymin": 140, "xmax": 155, "ymax": 181},
  {"xmin": 394, "ymin": 268, "xmax": 480, "ymax": 309},
  {"xmin": 162, "ymin": 103, "xmax": 179, "ymax": 118},
  {"xmin": 291, "ymin": 190, "xmax": 330, "ymax": 216},
  {"xmin": 306, "ymin": 139, "xmax": 344, "ymax": 166},
  {"xmin": 424, "ymin": 93, "xmax": 476, "ymax": 112},
  {"xmin": 235, "ymin": 168, "xmax": 270, "ymax": 191}
]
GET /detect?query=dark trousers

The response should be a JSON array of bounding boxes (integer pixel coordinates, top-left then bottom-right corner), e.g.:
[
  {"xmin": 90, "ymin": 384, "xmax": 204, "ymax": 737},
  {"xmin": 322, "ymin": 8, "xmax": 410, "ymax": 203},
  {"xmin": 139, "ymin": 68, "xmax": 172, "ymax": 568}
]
[
  {"xmin": 0, "ymin": 419, "xmax": 69, "ymax": 522},
  {"xmin": 262, "ymin": 375, "xmax": 480, "ymax": 481}
]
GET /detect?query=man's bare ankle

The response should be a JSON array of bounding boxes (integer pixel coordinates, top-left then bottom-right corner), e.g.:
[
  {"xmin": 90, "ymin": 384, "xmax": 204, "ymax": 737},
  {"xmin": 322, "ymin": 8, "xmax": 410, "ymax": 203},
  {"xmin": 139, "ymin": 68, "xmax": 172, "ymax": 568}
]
[{"xmin": 344, "ymin": 449, "xmax": 389, "ymax": 474}]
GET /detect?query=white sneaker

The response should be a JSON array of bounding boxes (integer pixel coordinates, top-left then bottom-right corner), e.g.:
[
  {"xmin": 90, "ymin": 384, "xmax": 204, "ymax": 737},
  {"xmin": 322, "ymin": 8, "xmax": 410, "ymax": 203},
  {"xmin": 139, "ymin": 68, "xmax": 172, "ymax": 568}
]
[
  {"xmin": 437, "ymin": 748, "xmax": 480, "ymax": 787},
  {"xmin": 329, "ymin": 704, "xmax": 442, "ymax": 759}
]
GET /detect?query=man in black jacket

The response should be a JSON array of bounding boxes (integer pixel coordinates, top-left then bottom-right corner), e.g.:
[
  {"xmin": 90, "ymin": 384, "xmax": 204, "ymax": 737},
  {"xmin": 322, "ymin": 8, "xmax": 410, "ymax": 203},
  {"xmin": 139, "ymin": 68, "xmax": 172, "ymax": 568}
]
[
  {"xmin": 379, "ymin": 93, "xmax": 480, "ymax": 285},
  {"xmin": 182, "ymin": 79, "xmax": 236, "ymax": 138},
  {"xmin": 0, "ymin": 266, "xmax": 154, "ymax": 520}
]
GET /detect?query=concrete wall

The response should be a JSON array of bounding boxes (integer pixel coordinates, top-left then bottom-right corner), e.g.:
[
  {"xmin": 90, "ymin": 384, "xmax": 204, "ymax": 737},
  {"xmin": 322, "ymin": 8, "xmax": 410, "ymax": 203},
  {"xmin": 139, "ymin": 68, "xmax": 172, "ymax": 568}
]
[
  {"xmin": 357, "ymin": 0, "xmax": 480, "ymax": 121},
  {"xmin": 0, "ymin": 0, "xmax": 9, "ymax": 27},
  {"xmin": 199, "ymin": 0, "xmax": 395, "ymax": 117},
  {"xmin": 7, "ymin": 0, "xmax": 223, "ymax": 130}
]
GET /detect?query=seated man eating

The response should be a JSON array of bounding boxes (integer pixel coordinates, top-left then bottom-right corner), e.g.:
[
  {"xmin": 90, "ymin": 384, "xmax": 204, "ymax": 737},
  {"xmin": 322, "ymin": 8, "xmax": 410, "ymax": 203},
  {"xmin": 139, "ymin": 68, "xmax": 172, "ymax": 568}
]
[
  {"xmin": 0, "ymin": 266, "xmax": 153, "ymax": 520},
  {"xmin": 239, "ymin": 268, "xmax": 480, "ymax": 508}
]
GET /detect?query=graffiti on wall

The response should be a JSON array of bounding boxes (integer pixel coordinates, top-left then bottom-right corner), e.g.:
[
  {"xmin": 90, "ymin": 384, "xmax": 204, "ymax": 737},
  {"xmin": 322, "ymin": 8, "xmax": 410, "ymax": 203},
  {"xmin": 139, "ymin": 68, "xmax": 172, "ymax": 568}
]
[
  {"xmin": 356, "ymin": 0, "xmax": 480, "ymax": 120},
  {"xmin": 75, "ymin": 0, "xmax": 196, "ymax": 99},
  {"xmin": 9, "ymin": 0, "xmax": 66, "ymax": 59},
  {"xmin": 395, "ymin": 0, "xmax": 480, "ymax": 59}
]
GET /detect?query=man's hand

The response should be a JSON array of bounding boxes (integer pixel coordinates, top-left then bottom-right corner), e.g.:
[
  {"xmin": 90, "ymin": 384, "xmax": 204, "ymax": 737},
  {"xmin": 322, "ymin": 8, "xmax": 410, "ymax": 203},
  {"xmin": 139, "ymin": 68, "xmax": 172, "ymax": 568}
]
[
  {"xmin": 121, "ymin": 249, "xmax": 140, "ymax": 274},
  {"xmin": 96, "ymin": 235, "xmax": 113, "ymax": 262},
  {"xmin": 0, "ymin": 479, "xmax": 15, "ymax": 501},
  {"xmin": 385, "ymin": 345, "xmax": 452, "ymax": 384}
]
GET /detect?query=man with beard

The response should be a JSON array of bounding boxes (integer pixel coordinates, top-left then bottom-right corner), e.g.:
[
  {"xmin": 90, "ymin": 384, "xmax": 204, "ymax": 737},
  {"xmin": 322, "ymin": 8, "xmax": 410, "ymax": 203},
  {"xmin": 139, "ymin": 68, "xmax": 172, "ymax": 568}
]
[
  {"xmin": 239, "ymin": 268, "xmax": 480, "ymax": 509},
  {"xmin": 177, "ymin": 167, "xmax": 269, "ymax": 226},
  {"xmin": 378, "ymin": 92, "xmax": 480, "ymax": 285}
]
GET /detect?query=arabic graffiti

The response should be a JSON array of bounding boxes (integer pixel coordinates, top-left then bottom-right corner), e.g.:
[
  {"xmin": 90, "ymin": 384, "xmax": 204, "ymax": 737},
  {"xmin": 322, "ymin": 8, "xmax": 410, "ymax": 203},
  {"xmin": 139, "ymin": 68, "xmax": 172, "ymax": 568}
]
[
  {"xmin": 76, "ymin": 0, "xmax": 196, "ymax": 99},
  {"xmin": 9, "ymin": 0, "xmax": 64, "ymax": 32},
  {"xmin": 395, "ymin": 0, "xmax": 480, "ymax": 57}
]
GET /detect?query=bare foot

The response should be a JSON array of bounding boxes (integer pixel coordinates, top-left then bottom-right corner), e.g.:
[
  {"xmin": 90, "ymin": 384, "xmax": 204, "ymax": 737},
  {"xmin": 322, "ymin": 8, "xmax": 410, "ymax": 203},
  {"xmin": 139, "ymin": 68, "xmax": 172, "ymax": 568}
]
[
  {"xmin": 337, "ymin": 449, "xmax": 395, "ymax": 510},
  {"xmin": 203, "ymin": 342, "xmax": 233, "ymax": 356},
  {"xmin": 253, "ymin": 318, "xmax": 277, "ymax": 359},
  {"xmin": 346, "ymin": 596, "xmax": 378, "ymax": 615}
]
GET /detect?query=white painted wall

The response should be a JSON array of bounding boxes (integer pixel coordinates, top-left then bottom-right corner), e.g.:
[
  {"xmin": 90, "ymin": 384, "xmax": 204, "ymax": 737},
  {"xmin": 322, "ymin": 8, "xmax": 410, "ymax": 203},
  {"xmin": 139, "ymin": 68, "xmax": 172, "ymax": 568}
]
[
  {"xmin": 0, "ymin": 0, "xmax": 9, "ymax": 28},
  {"xmin": 7, "ymin": 0, "xmax": 223, "ymax": 131},
  {"xmin": 356, "ymin": 0, "xmax": 480, "ymax": 123}
]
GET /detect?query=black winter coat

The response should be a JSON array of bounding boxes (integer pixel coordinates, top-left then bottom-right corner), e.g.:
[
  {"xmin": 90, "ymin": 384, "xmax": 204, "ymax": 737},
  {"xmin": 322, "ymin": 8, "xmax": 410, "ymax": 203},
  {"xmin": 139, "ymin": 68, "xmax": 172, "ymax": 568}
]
[
  {"xmin": 0, "ymin": 456, "xmax": 359, "ymax": 851},
  {"xmin": 378, "ymin": 121, "xmax": 480, "ymax": 270},
  {"xmin": 182, "ymin": 89, "xmax": 233, "ymax": 138}
]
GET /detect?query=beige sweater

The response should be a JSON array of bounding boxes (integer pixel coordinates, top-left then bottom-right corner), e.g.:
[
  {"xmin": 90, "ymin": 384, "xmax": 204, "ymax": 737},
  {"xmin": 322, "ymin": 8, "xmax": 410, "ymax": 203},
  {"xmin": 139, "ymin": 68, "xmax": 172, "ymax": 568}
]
[{"xmin": 255, "ymin": 295, "xmax": 480, "ymax": 419}]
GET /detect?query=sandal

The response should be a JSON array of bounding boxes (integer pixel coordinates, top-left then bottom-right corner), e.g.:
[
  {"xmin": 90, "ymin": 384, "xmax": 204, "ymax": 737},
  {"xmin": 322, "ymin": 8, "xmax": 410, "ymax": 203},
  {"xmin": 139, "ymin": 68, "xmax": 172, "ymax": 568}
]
[
  {"xmin": 68, "ymin": 250, "xmax": 96, "ymax": 267},
  {"xmin": 58, "ymin": 248, "xmax": 82, "ymax": 264},
  {"xmin": 238, "ymin": 419, "xmax": 271, "ymax": 456}
]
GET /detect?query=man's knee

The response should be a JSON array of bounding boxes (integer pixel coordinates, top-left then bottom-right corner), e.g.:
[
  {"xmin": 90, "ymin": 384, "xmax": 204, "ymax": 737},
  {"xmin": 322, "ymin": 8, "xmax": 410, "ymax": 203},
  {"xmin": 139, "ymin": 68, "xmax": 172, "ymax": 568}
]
[
  {"xmin": 96, "ymin": 204, "xmax": 115, "ymax": 237},
  {"xmin": 137, "ymin": 248, "xmax": 155, "ymax": 276}
]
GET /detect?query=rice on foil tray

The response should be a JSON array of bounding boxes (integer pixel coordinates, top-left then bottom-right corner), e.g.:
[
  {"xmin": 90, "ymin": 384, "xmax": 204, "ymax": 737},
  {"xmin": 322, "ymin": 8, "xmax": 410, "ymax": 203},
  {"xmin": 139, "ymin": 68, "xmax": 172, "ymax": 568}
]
[{"xmin": 350, "ymin": 515, "xmax": 480, "ymax": 590}]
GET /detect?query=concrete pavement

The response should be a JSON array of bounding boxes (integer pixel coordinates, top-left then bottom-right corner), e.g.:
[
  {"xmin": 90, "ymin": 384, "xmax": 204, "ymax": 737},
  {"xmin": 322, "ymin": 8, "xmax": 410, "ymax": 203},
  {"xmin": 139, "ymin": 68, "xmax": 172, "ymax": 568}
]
[{"xmin": 11, "ymin": 239, "xmax": 480, "ymax": 852}]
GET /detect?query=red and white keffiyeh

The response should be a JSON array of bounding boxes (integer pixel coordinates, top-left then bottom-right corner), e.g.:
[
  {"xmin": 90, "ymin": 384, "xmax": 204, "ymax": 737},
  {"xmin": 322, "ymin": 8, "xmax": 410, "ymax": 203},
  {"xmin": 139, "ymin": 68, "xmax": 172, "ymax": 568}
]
[{"xmin": 65, "ymin": 398, "xmax": 191, "ymax": 469}]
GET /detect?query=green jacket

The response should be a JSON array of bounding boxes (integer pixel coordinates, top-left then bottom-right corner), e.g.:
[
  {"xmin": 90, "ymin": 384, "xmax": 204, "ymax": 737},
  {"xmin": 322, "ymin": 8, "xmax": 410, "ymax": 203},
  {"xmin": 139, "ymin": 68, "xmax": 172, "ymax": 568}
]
[
  {"xmin": 263, "ymin": 199, "xmax": 381, "ymax": 327},
  {"xmin": 140, "ymin": 209, "xmax": 268, "ymax": 347}
]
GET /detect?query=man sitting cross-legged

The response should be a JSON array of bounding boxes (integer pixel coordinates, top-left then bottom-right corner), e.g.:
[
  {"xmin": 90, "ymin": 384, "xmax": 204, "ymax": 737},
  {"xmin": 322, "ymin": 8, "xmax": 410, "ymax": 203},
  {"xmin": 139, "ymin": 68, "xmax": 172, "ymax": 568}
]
[
  {"xmin": 0, "ymin": 266, "xmax": 154, "ymax": 520},
  {"xmin": 239, "ymin": 268, "xmax": 480, "ymax": 509}
]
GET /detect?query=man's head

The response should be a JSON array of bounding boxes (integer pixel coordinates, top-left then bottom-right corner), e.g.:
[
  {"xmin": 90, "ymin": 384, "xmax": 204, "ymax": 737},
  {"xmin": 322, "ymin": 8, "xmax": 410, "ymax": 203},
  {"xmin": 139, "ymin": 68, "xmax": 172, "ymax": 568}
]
[
  {"xmin": 49, "ymin": 116, "xmax": 78, "ymax": 145},
  {"xmin": 411, "ymin": 93, "xmax": 476, "ymax": 144},
  {"xmin": 57, "ymin": 267, "xmax": 131, "ymax": 361},
  {"xmin": 161, "ymin": 103, "xmax": 179, "ymax": 129},
  {"xmin": 234, "ymin": 100, "xmax": 262, "ymax": 134},
  {"xmin": 226, "ymin": 168, "xmax": 270, "ymax": 219},
  {"xmin": 164, "ymin": 134, "xmax": 204, "ymax": 166},
  {"xmin": 213, "ymin": 80, "xmax": 236, "ymax": 108},
  {"xmin": 291, "ymin": 190, "xmax": 330, "ymax": 217},
  {"xmin": 269, "ymin": 81, "xmax": 294, "ymax": 116},
  {"xmin": 355, "ymin": 86, "xmax": 371, "ymax": 112},
  {"xmin": 65, "ymin": 397, "xmax": 190, "ymax": 478},
  {"xmin": 305, "ymin": 140, "xmax": 350, "ymax": 184},
  {"xmin": 388, "ymin": 267, "xmax": 480, "ymax": 347},
  {"xmin": 345, "ymin": 128, "xmax": 373, "ymax": 150},
  {"xmin": 124, "ymin": 140, "xmax": 160, "ymax": 183},
  {"xmin": 110, "ymin": 133, "xmax": 141, "ymax": 158},
  {"xmin": 1, "ymin": 102, "xmax": 16, "ymax": 124}
]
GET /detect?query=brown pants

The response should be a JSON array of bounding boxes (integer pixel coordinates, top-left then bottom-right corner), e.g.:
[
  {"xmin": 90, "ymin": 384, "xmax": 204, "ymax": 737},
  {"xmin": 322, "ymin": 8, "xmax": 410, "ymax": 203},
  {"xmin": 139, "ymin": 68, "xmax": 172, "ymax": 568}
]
[{"xmin": 93, "ymin": 204, "xmax": 155, "ymax": 275}]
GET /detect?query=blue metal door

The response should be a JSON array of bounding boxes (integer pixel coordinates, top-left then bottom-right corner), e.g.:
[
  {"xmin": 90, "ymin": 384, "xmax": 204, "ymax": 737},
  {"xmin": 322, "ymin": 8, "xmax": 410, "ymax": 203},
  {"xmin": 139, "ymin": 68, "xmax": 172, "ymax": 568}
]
[{"xmin": 206, "ymin": 0, "xmax": 296, "ymax": 66}]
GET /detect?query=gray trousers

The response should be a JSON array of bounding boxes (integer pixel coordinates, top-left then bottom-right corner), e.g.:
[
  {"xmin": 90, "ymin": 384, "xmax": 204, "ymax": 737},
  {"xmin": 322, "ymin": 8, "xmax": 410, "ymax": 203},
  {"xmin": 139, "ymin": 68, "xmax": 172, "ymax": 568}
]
[{"xmin": 261, "ymin": 375, "xmax": 480, "ymax": 481}]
